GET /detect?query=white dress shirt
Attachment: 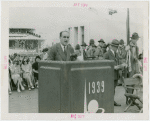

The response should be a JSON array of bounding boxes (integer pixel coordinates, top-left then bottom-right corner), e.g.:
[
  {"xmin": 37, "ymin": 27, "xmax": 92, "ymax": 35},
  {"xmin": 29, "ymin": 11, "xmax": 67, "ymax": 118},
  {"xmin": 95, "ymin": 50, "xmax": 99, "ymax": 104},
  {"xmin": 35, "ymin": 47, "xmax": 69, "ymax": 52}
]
[
  {"xmin": 110, "ymin": 49, "xmax": 115, "ymax": 56},
  {"xmin": 60, "ymin": 43, "xmax": 67, "ymax": 52}
]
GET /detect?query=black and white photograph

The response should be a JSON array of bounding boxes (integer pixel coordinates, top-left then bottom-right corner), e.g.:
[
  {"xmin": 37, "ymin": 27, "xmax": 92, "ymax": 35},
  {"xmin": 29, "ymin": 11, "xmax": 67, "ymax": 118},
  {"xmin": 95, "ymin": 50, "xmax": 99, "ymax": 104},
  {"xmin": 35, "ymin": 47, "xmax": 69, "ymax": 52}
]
[{"xmin": 1, "ymin": 1, "xmax": 149, "ymax": 120}]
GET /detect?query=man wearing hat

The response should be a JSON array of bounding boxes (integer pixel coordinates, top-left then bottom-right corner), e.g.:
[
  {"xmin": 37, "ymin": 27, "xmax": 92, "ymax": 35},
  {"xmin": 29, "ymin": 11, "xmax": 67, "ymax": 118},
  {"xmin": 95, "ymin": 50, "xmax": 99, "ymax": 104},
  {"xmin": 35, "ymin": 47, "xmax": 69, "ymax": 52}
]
[
  {"xmin": 81, "ymin": 42, "xmax": 88, "ymax": 60},
  {"xmin": 126, "ymin": 32, "xmax": 140, "ymax": 77},
  {"xmin": 86, "ymin": 39, "xmax": 95, "ymax": 57},
  {"xmin": 104, "ymin": 39, "xmax": 126, "ymax": 106},
  {"xmin": 98, "ymin": 39, "xmax": 105, "ymax": 48},
  {"xmin": 117, "ymin": 39, "xmax": 127, "ymax": 86},
  {"xmin": 94, "ymin": 39, "xmax": 105, "ymax": 59},
  {"xmin": 102, "ymin": 43, "xmax": 107, "ymax": 54}
]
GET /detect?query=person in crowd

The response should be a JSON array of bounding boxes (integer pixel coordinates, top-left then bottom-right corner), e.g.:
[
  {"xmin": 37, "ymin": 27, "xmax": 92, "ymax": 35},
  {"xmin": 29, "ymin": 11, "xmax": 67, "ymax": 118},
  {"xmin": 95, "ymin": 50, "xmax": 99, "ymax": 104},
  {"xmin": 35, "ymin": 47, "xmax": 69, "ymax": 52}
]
[
  {"xmin": 86, "ymin": 39, "xmax": 95, "ymax": 57},
  {"xmin": 14, "ymin": 54, "xmax": 20, "ymax": 61},
  {"xmin": 10, "ymin": 60, "xmax": 25, "ymax": 92},
  {"xmin": 126, "ymin": 32, "xmax": 140, "ymax": 77},
  {"xmin": 22, "ymin": 58, "xmax": 34, "ymax": 90},
  {"xmin": 81, "ymin": 42, "xmax": 88, "ymax": 60},
  {"xmin": 75, "ymin": 44, "xmax": 81, "ymax": 56},
  {"xmin": 47, "ymin": 31, "xmax": 74, "ymax": 61},
  {"xmin": 42, "ymin": 48, "xmax": 48, "ymax": 60},
  {"xmin": 138, "ymin": 53, "xmax": 143, "ymax": 74},
  {"xmin": 8, "ymin": 68, "xmax": 12, "ymax": 95},
  {"xmin": 104, "ymin": 39, "xmax": 126, "ymax": 106},
  {"xmin": 13, "ymin": 53, "xmax": 18, "ymax": 60},
  {"xmin": 102, "ymin": 43, "xmax": 107, "ymax": 54},
  {"xmin": 117, "ymin": 39, "xmax": 127, "ymax": 86},
  {"xmin": 94, "ymin": 39, "xmax": 104, "ymax": 59},
  {"xmin": 106, "ymin": 43, "xmax": 111, "ymax": 52},
  {"xmin": 89, "ymin": 44, "xmax": 97, "ymax": 58},
  {"xmin": 32, "ymin": 56, "xmax": 41, "ymax": 88},
  {"xmin": 98, "ymin": 39, "xmax": 105, "ymax": 48}
]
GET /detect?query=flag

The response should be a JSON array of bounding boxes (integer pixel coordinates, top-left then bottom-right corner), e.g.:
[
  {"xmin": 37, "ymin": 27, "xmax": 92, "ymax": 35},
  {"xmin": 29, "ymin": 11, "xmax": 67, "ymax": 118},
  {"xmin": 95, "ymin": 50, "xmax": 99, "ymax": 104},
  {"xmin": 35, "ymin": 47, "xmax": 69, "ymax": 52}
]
[{"xmin": 126, "ymin": 8, "xmax": 130, "ymax": 45}]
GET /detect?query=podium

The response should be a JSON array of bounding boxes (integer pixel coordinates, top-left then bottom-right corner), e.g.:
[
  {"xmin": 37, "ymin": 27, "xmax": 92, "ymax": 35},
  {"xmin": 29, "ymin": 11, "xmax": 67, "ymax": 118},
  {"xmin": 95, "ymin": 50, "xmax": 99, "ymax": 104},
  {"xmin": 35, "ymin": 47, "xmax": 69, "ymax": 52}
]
[{"xmin": 38, "ymin": 60, "xmax": 115, "ymax": 113}]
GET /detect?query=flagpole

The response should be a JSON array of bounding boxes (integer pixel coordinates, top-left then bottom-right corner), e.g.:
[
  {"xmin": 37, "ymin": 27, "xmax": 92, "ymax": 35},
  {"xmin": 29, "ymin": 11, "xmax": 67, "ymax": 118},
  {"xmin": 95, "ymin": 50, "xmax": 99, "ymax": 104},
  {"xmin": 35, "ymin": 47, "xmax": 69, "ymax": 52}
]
[{"xmin": 126, "ymin": 8, "xmax": 130, "ymax": 45}]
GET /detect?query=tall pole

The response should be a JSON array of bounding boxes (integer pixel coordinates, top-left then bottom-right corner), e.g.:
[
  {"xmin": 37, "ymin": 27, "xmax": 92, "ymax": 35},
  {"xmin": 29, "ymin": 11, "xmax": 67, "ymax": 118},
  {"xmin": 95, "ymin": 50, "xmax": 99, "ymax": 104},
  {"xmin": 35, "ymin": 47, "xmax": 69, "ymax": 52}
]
[{"xmin": 126, "ymin": 8, "xmax": 130, "ymax": 45}]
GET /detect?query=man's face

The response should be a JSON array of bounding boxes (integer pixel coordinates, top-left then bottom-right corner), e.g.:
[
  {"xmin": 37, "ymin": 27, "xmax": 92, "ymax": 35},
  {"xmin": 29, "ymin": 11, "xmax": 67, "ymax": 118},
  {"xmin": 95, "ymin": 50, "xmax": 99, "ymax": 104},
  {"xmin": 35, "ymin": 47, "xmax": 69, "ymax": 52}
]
[
  {"xmin": 111, "ymin": 46, "xmax": 118, "ymax": 52},
  {"xmin": 60, "ymin": 32, "xmax": 70, "ymax": 46},
  {"xmin": 119, "ymin": 44, "xmax": 124, "ymax": 48},
  {"xmin": 99, "ymin": 42, "xmax": 104, "ymax": 47},
  {"xmin": 132, "ymin": 39, "xmax": 138, "ymax": 44}
]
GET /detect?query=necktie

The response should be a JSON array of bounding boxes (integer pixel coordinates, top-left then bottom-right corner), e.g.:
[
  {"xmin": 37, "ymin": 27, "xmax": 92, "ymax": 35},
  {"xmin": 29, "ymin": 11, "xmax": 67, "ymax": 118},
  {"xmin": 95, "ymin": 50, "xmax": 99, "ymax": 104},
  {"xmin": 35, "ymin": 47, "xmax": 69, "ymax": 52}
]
[{"xmin": 64, "ymin": 46, "xmax": 67, "ymax": 57}]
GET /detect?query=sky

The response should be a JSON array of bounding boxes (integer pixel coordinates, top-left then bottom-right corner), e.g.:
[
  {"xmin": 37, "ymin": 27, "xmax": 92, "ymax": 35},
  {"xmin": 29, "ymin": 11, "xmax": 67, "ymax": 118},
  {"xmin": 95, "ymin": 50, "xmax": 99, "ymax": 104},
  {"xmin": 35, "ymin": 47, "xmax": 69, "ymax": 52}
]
[{"xmin": 9, "ymin": 6, "xmax": 145, "ymax": 50}]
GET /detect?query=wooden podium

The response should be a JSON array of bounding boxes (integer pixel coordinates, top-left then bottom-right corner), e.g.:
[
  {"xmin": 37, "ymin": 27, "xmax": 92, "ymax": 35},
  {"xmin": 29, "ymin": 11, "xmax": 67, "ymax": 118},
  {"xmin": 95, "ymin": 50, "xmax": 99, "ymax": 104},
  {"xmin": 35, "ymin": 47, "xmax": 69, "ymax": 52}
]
[{"xmin": 38, "ymin": 60, "xmax": 114, "ymax": 113}]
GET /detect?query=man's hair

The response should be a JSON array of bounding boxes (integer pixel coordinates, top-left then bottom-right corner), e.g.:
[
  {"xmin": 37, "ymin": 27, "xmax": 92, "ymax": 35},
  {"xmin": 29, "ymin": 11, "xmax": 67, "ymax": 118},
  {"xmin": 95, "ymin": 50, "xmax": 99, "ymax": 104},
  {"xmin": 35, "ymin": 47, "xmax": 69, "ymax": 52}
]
[{"xmin": 59, "ymin": 31, "xmax": 69, "ymax": 37}]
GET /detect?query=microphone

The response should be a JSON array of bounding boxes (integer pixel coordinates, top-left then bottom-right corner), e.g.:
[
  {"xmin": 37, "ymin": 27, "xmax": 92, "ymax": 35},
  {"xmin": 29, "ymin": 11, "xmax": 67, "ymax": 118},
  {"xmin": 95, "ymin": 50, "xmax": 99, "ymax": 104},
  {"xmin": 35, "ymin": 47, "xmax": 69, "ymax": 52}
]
[{"xmin": 70, "ymin": 53, "xmax": 78, "ymax": 61}]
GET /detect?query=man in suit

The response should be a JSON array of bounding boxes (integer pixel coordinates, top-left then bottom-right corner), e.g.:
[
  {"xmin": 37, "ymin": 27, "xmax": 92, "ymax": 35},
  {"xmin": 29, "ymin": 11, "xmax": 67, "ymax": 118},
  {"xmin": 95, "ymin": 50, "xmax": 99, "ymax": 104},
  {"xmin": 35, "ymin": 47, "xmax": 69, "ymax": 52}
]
[
  {"xmin": 102, "ymin": 43, "xmax": 107, "ymax": 54},
  {"xmin": 104, "ymin": 39, "xmax": 123, "ymax": 106},
  {"xmin": 47, "ymin": 31, "xmax": 74, "ymax": 61},
  {"xmin": 81, "ymin": 42, "xmax": 88, "ymax": 60},
  {"xmin": 128, "ymin": 32, "xmax": 140, "ymax": 77},
  {"xmin": 117, "ymin": 39, "xmax": 127, "ymax": 86},
  {"xmin": 94, "ymin": 39, "xmax": 105, "ymax": 59},
  {"xmin": 86, "ymin": 39, "xmax": 95, "ymax": 57}
]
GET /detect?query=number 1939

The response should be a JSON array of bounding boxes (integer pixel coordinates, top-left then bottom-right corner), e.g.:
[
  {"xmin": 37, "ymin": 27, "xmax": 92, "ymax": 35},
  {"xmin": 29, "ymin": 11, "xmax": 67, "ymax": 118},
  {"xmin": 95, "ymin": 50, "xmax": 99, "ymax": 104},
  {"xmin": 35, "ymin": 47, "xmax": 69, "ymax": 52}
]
[{"xmin": 89, "ymin": 81, "xmax": 104, "ymax": 94}]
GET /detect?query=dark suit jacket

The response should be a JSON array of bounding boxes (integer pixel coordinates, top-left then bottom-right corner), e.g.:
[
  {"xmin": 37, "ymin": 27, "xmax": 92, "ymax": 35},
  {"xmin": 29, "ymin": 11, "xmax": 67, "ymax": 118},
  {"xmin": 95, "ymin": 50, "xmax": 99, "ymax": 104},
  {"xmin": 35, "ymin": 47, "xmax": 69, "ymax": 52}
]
[
  {"xmin": 47, "ymin": 43, "xmax": 74, "ymax": 61},
  {"xmin": 83, "ymin": 50, "xmax": 88, "ymax": 60},
  {"xmin": 103, "ymin": 49, "xmax": 119, "ymax": 80}
]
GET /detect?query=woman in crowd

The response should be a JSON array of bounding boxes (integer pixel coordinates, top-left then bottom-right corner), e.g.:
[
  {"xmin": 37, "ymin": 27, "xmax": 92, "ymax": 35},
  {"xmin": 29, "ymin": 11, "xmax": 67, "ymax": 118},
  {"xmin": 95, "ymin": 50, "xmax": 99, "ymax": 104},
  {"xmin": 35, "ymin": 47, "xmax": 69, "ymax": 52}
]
[
  {"xmin": 75, "ymin": 44, "xmax": 81, "ymax": 56},
  {"xmin": 22, "ymin": 57, "xmax": 34, "ymax": 90},
  {"xmin": 10, "ymin": 60, "xmax": 25, "ymax": 92},
  {"xmin": 42, "ymin": 48, "xmax": 48, "ymax": 60},
  {"xmin": 32, "ymin": 56, "xmax": 41, "ymax": 88}
]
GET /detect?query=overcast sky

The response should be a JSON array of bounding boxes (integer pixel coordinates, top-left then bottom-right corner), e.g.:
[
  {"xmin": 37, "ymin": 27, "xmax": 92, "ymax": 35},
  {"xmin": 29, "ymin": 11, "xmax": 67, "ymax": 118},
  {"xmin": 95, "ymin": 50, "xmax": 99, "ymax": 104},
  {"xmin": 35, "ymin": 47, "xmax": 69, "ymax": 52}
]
[{"xmin": 9, "ymin": 6, "xmax": 144, "ymax": 50}]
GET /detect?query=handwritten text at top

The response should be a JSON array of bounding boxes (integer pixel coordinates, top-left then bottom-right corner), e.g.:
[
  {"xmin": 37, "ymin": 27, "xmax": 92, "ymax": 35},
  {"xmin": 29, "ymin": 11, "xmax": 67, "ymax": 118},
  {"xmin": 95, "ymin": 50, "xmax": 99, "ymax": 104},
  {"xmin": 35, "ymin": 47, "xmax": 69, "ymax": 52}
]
[{"xmin": 73, "ymin": 3, "xmax": 88, "ymax": 7}]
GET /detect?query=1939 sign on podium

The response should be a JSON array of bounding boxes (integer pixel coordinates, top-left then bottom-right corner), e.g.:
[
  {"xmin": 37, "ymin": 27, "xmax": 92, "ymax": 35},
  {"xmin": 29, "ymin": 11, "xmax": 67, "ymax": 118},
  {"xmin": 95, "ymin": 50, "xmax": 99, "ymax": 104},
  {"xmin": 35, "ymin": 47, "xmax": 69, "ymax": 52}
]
[{"xmin": 38, "ymin": 60, "xmax": 114, "ymax": 113}]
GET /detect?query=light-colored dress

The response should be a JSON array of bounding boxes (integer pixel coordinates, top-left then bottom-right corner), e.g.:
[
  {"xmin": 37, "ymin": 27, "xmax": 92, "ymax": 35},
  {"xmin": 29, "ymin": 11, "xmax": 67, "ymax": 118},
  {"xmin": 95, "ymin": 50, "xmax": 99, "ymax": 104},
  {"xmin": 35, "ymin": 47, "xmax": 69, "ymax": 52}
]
[
  {"xmin": 22, "ymin": 64, "xmax": 32, "ymax": 79},
  {"xmin": 10, "ymin": 65, "xmax": 21, "ymax": 85}
]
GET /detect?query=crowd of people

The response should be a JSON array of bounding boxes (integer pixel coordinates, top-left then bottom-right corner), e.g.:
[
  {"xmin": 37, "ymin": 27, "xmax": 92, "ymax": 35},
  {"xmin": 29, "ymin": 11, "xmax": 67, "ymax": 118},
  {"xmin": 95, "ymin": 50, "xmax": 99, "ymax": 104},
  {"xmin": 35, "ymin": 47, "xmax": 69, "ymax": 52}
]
[
  {"xmin": 8, "ymin": 48, "xmax": 49, "ymax": 94},
  {"xmin": 46, "ymin": 30, "xmax": 143, "ymax": 106},
  {"xmin": 9, "ymin": 30, "xmax": 143, "ymax": 107}
]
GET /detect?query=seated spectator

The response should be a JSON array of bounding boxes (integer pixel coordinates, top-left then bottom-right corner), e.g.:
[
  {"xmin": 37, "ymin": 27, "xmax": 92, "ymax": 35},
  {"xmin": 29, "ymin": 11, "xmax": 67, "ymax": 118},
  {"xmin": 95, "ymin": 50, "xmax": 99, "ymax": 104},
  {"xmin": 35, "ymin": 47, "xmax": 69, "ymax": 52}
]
[
  {"xmin": 32, "ymin": 56, "xmax": 41, "ymax": 88},
  {"xmin": 22, "ymin": 58, "xmax": 34, "ymax": 90},
  {"xmin": 42, "ymin": 48, "xmax": 48, "ymax": 60},
  {"xmin": 10, "ymin": 60, "xmax": 25, "ymax": 92}
]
